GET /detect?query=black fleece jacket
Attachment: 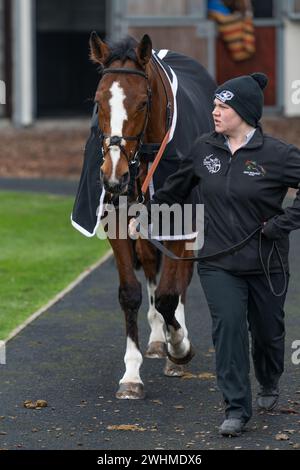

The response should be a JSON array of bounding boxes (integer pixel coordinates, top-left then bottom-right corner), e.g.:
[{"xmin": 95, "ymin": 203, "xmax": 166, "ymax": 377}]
[{"xmin": 149, "ymin": 125, "xmax": 300, "ymax": 275}]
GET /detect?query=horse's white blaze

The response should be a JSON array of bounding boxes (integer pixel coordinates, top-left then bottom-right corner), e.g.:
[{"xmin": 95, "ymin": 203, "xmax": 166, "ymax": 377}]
[
  {"xmin": 166, "ymin": 296, "xmax": 190, "ymax": 358},
  {"xmin": 109, "ymin": 147, "xmax": 122, "ymax": 184},
  {"xmin": 120, "ymin": 337, "xmax": 143, "ymax": 384},
  {"xmin": 146, "ymin": 282, "xmax": 165, "ymax": 344},
  {"xmin": 108, "ymin": 81, "xmax": 128, "ymax": 183}
]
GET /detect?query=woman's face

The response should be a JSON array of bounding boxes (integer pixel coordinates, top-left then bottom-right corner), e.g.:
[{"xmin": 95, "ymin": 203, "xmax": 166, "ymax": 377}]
[{"xmin": 212, "ymin": 98, "xmax": 243, "ymax": 135}]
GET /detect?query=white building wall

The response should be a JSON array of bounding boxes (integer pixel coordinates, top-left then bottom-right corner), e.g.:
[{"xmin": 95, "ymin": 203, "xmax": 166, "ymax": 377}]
[
  {"xmin": 12, "ymin": 0, "xmax": 35, "ymax": 126},
  {"xmin": 284, "ymin": 18, "xmax": 300, "ymax": 117},
  {"xmin": 0, "ymin": 0, "xmax": 5, "ymax": 116}
]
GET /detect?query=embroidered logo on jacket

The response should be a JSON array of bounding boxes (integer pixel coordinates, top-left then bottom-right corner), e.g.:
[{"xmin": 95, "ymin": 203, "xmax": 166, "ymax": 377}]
[
  {"xmin": 215, "ymin": 90, "xmax": 234, "ymax": 102},
  {"xmin": 243, "ymin": 160, "xmax": 266, "ymax": 177},
  {"xmin": 203, "ymin": 155, "xmax": 221, "ymax": 174}
]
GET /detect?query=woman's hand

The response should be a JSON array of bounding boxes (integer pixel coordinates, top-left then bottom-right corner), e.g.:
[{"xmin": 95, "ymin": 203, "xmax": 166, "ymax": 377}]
[
  {"xmin": 262, "ymin": 218, "xmax": 286, "ymax": 240},
  {"xmin": 261, "ymin": 221, "xmax": 267, "ymax": 234},
  {"xmin": 129, "ymin": 218, "xmax": 140, "ymax": 238}
]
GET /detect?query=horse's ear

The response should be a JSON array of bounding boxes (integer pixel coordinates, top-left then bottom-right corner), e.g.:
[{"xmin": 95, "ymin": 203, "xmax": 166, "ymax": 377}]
[
  {"xmin": 136, "ymin": 34, "xmax": 152, "ymax": 67},
  {"xmin": 89, "ymin": 31, "xmax": 110, "ymax": 65}
]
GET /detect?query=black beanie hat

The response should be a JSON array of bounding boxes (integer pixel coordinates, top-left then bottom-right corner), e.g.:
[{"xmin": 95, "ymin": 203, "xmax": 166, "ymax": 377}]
[{"xmin": 215, "ymin": 73, "xmax": 268, "ymax": 127}]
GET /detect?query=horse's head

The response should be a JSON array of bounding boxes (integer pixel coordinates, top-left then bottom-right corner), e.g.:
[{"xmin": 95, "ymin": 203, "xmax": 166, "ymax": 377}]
[{"xmin": 90, "ymin": 32, "xmax": 153, "ymax": 195}]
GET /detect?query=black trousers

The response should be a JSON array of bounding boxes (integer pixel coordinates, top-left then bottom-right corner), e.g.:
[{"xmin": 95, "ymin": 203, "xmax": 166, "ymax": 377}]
[{"xmin": 197, "ymin": 264, "xmax": 288, "ymax": 423}]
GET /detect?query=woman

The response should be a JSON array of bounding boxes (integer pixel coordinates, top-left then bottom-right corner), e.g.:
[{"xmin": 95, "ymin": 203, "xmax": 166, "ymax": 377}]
[{"xmin": 130, "ymin": 72, "xmax": 300, "ymax": 436}]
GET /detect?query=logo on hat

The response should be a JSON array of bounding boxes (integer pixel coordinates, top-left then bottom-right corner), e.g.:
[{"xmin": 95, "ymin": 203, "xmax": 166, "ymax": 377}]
[{"xmin": 215, "ymin": 90, "xmax": 234, "ymax": 103}]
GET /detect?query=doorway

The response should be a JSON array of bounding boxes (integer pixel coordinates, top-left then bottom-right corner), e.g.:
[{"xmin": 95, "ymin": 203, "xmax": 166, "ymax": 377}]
[{"xmin": 36, "ymin": 0, "xmax": 107, "ymax": 116}]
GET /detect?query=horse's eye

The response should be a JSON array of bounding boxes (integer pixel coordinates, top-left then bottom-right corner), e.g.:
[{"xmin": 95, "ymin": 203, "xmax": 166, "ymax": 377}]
[{"xmin": 138, "ymin": 101, "xmax": 147, "ymax": 111}]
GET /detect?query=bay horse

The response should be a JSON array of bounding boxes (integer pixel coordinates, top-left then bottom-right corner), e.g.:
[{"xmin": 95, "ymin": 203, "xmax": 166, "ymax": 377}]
[{"xmin": 84, "ymin": 32, "xmax": 215, "ymax": 399}]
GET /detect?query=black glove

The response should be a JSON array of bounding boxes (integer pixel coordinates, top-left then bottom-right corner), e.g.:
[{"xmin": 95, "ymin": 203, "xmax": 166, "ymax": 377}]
[{"xmin": 262, "ymin": 217, "xmax": 288, "ymax": 241}]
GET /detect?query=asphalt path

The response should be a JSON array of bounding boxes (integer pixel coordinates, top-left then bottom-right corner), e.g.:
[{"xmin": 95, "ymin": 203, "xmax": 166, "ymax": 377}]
[
  {"xmin": 0, "ymin": 178, "xmax": 78, "ymax": 196},
  {"xmin": 0, "ymin": 238, "xmax": 299, "ymax": 451},
  {"xmin": 0, "ymin": 182, "xmax": 299, "ymax": 450}
]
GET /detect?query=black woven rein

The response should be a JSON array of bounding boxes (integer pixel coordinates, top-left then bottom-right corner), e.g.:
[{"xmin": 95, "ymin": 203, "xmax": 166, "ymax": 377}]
[{"xmin": 139, "ymin": 225, "xmax": 288, "ymax": 297}]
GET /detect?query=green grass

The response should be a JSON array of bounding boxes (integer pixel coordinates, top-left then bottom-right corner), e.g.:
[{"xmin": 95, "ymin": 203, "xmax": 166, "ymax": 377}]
[{"xmin": 0, "ymin": 191, "xmax": 109, "ymax": 340}]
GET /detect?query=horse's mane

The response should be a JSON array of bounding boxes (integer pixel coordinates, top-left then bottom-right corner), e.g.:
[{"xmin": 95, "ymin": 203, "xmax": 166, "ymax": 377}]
[{"xmin": 104, "ymin": 36, "xmax": 139, "ymax": 67}]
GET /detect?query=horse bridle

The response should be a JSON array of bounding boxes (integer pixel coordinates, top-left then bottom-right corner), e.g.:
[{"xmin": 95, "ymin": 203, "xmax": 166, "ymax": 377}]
[{"xmin": 99, "ymin": 68, "xmax": 152, "ymax": 166}]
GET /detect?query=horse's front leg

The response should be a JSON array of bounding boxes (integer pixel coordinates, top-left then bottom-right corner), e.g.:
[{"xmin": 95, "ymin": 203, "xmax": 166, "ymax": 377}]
[
  {"xmin": 108, "ymin": 237, "xmax": 144, "ymax": 399},
  {"xmin": 135, "ymin": 238, "xmax": 167, "ymax": 358},
  {"xmin": 155, "ymin": 241, "xmax": 195, "ymax": 367}
]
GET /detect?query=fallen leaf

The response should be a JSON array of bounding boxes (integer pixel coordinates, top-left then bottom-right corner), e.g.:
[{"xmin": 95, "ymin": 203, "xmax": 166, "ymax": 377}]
[
  {"xmin": 275, "ymin": 433, "xmax": 289, "ymax": 441},
  {"xmin": 150, "ymin": 426, "xmax": 158, "ymax": 432},
  {"xmin": 23, "ymin": 400, "xmax": 48, "ymax": 409},
  {"xmin": 107, "ymin": 424, "xmax": 146, "ymax": 432},
  {"xmin": 279, "ymin": 408, "xmax": 299, "ymax": 415},
  {"xmin": 36, "ymin": 400, "xmax": 48, "ymax": 408},
  {"xmin": 23, "ymin": 401, "xmax": 36, "ymax": 409},
  {"xmin": 198, "ymin": 373, "xmax": 216, "ymax": 380},
  {"xmin": 181, "ymin": 372, "xmax": 198, "ymax": 380}
]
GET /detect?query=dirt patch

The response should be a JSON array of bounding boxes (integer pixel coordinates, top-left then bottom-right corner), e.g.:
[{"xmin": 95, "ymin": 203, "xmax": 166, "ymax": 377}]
[{"xmin": 0, "ymin": 117, "xmax": 299, "ymax": 179}]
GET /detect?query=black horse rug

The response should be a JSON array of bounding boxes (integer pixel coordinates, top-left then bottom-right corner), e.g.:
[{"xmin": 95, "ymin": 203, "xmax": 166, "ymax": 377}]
[{"xmin": 71, "ymin": 50, "xmax": 216, "ymax": 238}]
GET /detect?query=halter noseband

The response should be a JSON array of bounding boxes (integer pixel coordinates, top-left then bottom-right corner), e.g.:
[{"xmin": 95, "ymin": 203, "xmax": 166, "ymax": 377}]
[{"xmin": 99, "ymin": 67, "xmax": 152, "ymax": 165}]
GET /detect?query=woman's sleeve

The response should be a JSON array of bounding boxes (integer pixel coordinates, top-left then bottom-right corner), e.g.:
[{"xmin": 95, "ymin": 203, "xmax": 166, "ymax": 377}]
[
  {"xmin": 263, "ymin": 144, "xmax": 300, "ymax": 239},
  {"xmin": 149, "ymin": 150, "xmax": 200, "ymax": 207}
]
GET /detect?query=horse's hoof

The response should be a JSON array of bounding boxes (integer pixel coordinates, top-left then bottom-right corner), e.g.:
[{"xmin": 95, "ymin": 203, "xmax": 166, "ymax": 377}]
[
  {"xmin": 116, "ymin": 382, "xmax": 145, "ymax": 400},
  {"xmin": 145, "ymin": 341, "xmax": 167, "ymax": 359},
  {"xmin": 167, "ymin": 343, "xmax": 195, "ymax": 365},
  {"xmin": 164, "ymin": 358, "xmax": 185, "ymax": 377}
]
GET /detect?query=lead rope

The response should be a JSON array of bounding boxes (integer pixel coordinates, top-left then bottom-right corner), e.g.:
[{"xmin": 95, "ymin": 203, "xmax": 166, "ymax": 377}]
[
  {"xmin": 258, "ymin": 232, "xmax": 288, "ymax": 297},
  {"xmin": 137, "ymin": 224, "xmax": 287, "ymax": 296},
  {"xmin": 138, "ymin": 225, "xmax": 261, "ymax": 261},
  {"xmin": 140, "ymin": 129, "xmax": 171, "ymax": 199}
]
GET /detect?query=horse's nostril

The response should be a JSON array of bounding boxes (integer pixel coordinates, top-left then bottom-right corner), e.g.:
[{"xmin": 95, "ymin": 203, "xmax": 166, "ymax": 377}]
[
  {"xmin": 121, "ymin": 172, "xmax": 130, "ymax": 185},
  {"xmin": 101, "ymin": 172, "xmax": 110, "ymax": 187}
]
